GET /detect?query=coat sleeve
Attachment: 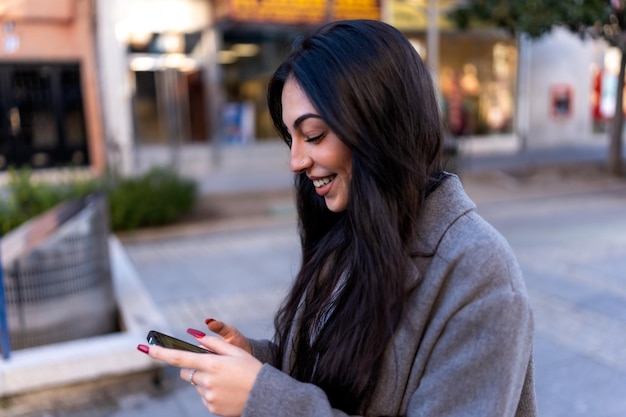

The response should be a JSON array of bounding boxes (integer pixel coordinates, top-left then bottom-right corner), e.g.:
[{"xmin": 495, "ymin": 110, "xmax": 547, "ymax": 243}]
[
  {"xmin": 242, "ymin": 364, "xmax": 356, "ymax": 417},
  {"xmin": 405, "ymin": 249, "xmax": 535, "ymax": 417},
  {"xmin": 248, "ymin": 338, "xmax": 279, "ymax": 366},
  {"xmin": 245, "ymin": 341, "xmax": 358, "ymax": 416},
  {"xmin": 243, "ymin": 290, "xmax": 533, "ymax": 417}
]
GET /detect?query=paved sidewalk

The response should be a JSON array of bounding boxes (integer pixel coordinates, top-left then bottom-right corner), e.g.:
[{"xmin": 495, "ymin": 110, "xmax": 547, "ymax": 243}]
[
  {"xmin": 464, "ymin": 167, "xmax": 626, "ymax": 417},
  {"xmin": 9, "ymin": 141, "xmax": 626, "ymax": 417},
  {"xmin": 107, "ymin": 160, "xmax": 626, "ymax": 417}
]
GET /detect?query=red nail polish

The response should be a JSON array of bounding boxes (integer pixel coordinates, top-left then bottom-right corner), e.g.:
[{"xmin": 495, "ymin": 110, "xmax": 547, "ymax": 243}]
[
  {"xmin": 205, "ymin": 318, "xmax": 215, "ymax": 325},
  {"xmin": 137, "ymin": 344, "xmax": 149, "ymax": 354},
  {"xmin": 187, "ymin": 328, "xmax": 206, "ymax": 338}
]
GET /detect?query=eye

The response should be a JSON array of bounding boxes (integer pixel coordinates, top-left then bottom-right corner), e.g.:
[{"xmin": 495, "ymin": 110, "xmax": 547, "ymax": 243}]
[{"xmin": 305, "ymin": 132, "xmax": 326, "ymax": 143}]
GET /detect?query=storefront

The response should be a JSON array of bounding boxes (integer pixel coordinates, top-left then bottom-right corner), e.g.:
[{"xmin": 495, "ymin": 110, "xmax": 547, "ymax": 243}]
[
  {"xmin": 213, "ymin": 0, "xmax": 382, "ymax": 141},
  {"xmin": 127, "ymin": 31, "xmax": 209, "ymax": 145},
  {"xmin": 218, "ymin": 26, "xmax": 301, "ymax": 141},
  {"xmin": 0, "ymin": 0, "xmax": 105, "ymax": 172},
  {"xmin": 96, "ymin": 0, "xmax": 217, "ymax": 175},
  {"xmin": 436, "ymin": 31, "xmax": 517, "ymax": 136},
  {"xmin": 213, "ymin": 0, "xmax": 517, "ymax": 141},
  {"xmin": 389, "ymin": 0, "xmax": 518, "ymax": 137}
]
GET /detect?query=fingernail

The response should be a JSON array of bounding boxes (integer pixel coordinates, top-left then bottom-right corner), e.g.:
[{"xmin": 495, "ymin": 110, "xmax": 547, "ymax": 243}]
[
  {"xmin": 137, "ymin": 344, "xmax": 150, "ymax": 354},
  {"xmin": 187, "ymin": 328, "xmax": 206, "ymax": 338},
  {"xmin": 205, "ymin": 318, "xmax": 215, "ymax": 325}
]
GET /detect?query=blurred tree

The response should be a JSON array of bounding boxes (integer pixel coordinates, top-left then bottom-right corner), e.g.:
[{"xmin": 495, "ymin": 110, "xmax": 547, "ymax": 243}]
[{"xmin": 448, "ymin": 0, "xmax": 625, "ymax": 175}]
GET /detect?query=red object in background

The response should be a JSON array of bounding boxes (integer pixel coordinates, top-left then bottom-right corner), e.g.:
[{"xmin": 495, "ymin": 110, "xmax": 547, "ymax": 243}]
[
  {"xmin": 447, "ymin": 72, "xmax": 465, "ymax": 135},
  {"xmin": 591, "ymin": 68, "xmax": 604, "ymax": 120}
]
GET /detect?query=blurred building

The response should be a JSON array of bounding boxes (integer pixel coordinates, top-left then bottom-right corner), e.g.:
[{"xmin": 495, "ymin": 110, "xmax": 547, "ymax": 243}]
[
  {"xmin": 97, "ymin": 0, "xmax": 382, "ymax": 176},
  {"xmin": 0, "ymin": 0, "xmax": 615, "ymax": 177},
  {"xmin": 391, "ymin": 0, "xmax": 519, "ymax": 138},
  {"xmin": 517, "ymin": 26, "xmax": 609, "ymax": 149},
  {"xmin": 0, "ymin": 0, "xmax": 106, "ymax": 173},
  {"xmin": 96, "ymin": 0, "xmax": 215, "ymax": 176}
]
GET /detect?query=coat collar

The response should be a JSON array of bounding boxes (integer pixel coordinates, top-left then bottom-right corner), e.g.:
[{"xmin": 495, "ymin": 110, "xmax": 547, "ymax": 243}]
[
  {"xmin": 413, "ymin": 173, "xmax": 476, "ymax": 256},
  {"xmin": 404, "ymin": 174, "xmax": 476, "ymax": 291}
]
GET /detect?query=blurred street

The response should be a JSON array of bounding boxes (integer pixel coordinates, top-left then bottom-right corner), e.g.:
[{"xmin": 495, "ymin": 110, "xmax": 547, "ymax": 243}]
[
  {"xmin": 106, "ymin": 154, "xmax": 626, "ymax": 417},
  {"xmin": 3, "ymin": 2, "xmax": 626, "ymax": 416},
  {"xmin": 6, "ymin": 143, "xmax": 626, "ymax": 417}
]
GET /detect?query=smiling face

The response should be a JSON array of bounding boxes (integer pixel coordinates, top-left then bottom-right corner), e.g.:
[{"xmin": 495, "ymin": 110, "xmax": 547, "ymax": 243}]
[{"xmin": 281, "ymin": 77, "xmax": 352, "ymax": 212}]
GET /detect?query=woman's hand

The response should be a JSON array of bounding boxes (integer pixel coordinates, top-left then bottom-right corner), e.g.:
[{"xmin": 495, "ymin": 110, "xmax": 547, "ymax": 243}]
[
  {"xmin": 138, "ymin": 329, "xmax": 262, "ymax": 417},
  {"xmin": 205, "ymin": 318, "xmax": 252, "ymax": 354}
]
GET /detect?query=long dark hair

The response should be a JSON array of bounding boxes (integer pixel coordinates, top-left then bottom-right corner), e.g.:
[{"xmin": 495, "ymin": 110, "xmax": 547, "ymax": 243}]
[{"xmin": 267, "ymin": 20, "xmax": 443, "ymax": 413}]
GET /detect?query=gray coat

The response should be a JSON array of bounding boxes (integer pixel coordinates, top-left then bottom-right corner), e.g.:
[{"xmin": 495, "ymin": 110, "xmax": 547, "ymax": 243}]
[{"xmin": 244, "ymin": 175, "xmax": 536, "ymax": 417}]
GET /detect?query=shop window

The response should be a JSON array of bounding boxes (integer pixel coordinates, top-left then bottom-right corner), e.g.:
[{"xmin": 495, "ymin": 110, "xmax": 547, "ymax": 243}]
[
  {"xmin": 0, "ymin": 63, "xmax": 88, "ymax": 170},
  {"xmin": 31, "ymin": 110, "xmax": 57, "ymax": 147},
  {"xmin": 61, "ymin": 67, "xmax": 87, "ymax": 147},
  {"xmin": 437, "ymin": 36, "xmax": 517, "ymax": 136},
  {"xmin": 131, "ymin": 68, "xmax": 208, "ymax": 145}
]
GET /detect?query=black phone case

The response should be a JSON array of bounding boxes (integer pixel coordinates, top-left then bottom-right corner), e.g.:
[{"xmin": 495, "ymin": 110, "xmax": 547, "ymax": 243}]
[{"xmin": 147, "ymin": 330, "xmax": 211, "ymax": 354}]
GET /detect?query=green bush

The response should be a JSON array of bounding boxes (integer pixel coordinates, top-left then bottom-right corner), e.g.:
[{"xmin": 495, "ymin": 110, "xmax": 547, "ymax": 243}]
[
  {"xmin": 108, "ymin": 167, "xmax": 197, "ymax": 231},
  {"xmin": 0, "ymin": 168, "xmax": 103, "ymax": 235},
  {"xmin": 0, "ymin": 166, "xmax": 198, "ymax": 235}
]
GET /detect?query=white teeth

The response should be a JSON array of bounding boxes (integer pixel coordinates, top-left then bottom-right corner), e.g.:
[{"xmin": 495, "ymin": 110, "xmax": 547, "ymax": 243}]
[{"xmin": 313, "ymin": 176, "xmax": 333, "ymax": 188}]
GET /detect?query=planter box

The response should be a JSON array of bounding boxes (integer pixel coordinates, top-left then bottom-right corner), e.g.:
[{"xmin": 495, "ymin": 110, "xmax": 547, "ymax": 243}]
[{"xmin": 1, "ymin": 193, "xmax": 117, "ymax": 350}]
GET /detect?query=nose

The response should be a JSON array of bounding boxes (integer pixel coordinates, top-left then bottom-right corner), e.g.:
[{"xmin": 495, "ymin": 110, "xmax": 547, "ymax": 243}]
[{"xmin": 289, "ymin": 142, "xmax": 311, "ymax": 173}]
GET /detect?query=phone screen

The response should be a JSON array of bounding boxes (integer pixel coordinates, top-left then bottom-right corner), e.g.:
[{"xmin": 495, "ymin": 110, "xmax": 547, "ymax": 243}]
[{"xmin": 147, "ymin": 330, "xmax": 212, "ymax": 354}]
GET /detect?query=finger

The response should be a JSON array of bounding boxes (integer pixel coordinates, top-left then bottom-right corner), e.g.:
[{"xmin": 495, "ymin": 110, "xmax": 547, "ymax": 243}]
[
  {"xmin": 191, "ymin": 333, "xmax": 248, "ymax": 357},
  {"xmin": 137, "ymin": 343, "xmax": 212, "ymax": 370},
  {"xmin": 205, "ymin": 318, "xmax": 239, "ymax": 339},
  {"xmin": 181, "ymin": 367, "xmax": 201, "ymax": 387},
  {"xmin": 204, "ymin": 319, "xmax": 252, "ymax": 353}
]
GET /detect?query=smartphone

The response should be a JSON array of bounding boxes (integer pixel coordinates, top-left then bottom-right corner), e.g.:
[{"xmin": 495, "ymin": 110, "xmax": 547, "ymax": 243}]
[{"xmin": 147, "ymin": 330, "xmax": 212, "ymax": 354}]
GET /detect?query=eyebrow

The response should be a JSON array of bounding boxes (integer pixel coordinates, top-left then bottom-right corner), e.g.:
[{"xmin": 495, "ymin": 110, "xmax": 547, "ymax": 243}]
[{"xmin": 293, "ymin": 113, "xmax": 323, "ymax": 130}]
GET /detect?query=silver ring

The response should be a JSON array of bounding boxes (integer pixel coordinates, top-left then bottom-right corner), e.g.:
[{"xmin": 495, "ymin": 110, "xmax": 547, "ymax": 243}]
[{"xmin": 189, "ymin": 369, "xmax": 197, "ymax": 386}]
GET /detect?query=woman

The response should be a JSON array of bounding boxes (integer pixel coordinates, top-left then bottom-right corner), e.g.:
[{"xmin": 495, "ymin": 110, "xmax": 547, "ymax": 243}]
[{"xmin": 138, "ymin": 19, "xmax": 536, "ymax": 417}]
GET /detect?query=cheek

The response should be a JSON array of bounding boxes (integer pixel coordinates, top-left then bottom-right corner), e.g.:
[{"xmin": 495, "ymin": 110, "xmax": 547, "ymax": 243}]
[
  {"xmin": 338, "ymin": 167, "xmax": 351, "ymax": 197},
  {"xmin": 341, "ymin": 158, "xmax": 352, "ymax": 182}
]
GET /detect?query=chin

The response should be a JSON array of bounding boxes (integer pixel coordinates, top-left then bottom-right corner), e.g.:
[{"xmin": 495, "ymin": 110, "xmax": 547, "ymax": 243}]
[{"xmin": 324, "ymin": 197, "xmax": 347, "ymax": 213}]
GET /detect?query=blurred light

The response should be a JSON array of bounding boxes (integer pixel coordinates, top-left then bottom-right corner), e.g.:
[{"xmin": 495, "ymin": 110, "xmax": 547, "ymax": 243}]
[
  {"xmin": 126, "ymin": 0, "xmax": 204, "ymax": 33},
  {"xmin": 129, "ymin": 54, "xmax": 199, "ymax": 72},
  {"xmin": 116, "ymin": 20, "xmax": 153, "ymax": 49},
  {"xmin": 114, "ymin": 21, "xmax": 130, "ymax": 43},
  {"xmin": 232, "ymin": 43, "xmax": 260, "ymax": 57},
  {"xmin": 130, "ymin": 56, "xmax": 158, "ymax": 71},
  {"xmin": 157, "ymin": 32, "xmax": 185, "ymax": 53},
  {"xmin": 163, "ymin": 54, "xmax": 198, "ymax": 72},
  {"xmin": 604, "ymin": 47, "xmax": 621, "ymax": 75},
  {"xmin": 129, "ymin": 31, "xmax": 153, "ymax": 49},
  {"xmin": 218, "ymin": 50, "xmax": 238, "ymax": 64},
  {"xmin": 409, "ymin": 38, "xmax": 426, "ymax": 59}
]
